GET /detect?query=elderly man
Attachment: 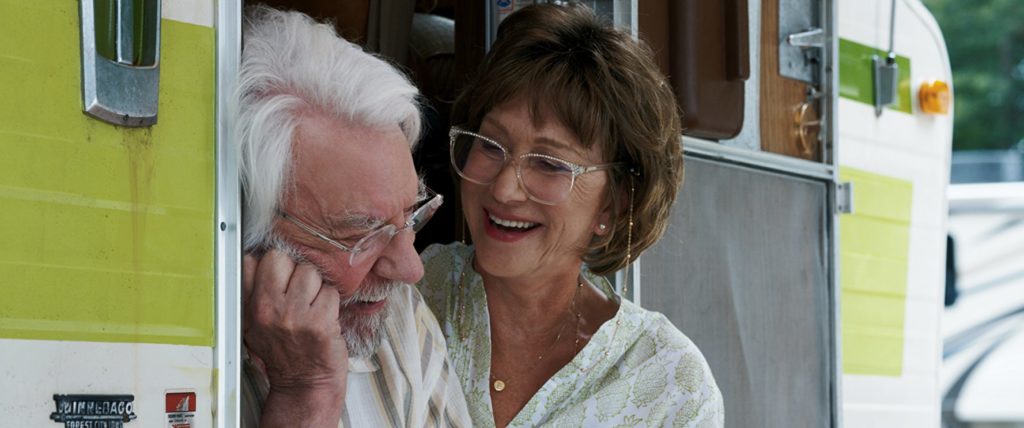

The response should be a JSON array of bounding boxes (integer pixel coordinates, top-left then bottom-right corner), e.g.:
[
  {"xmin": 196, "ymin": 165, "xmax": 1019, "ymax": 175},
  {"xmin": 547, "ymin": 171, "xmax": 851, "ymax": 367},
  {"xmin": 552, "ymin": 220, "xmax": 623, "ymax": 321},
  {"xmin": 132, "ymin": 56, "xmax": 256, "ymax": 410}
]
[{"xmin": 237, "ymin": 7, "xmax": 468, "ymax": 427}]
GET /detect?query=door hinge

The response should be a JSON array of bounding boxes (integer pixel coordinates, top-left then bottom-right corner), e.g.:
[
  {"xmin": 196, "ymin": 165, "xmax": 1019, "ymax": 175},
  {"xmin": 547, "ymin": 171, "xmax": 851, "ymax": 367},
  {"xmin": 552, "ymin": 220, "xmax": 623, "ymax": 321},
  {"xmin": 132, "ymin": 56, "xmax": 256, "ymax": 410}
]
[{"xmin": 835, "ymin": 181, "xmax": 854, "ymax": 214}]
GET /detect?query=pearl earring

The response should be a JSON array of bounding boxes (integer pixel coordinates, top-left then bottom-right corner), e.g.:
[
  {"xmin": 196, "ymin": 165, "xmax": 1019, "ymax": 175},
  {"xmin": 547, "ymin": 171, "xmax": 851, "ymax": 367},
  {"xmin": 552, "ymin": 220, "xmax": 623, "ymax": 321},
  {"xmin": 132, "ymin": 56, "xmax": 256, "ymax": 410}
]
[{"xmin": 598, "ymin": 224, "xmax": 607, "ymax": 231}]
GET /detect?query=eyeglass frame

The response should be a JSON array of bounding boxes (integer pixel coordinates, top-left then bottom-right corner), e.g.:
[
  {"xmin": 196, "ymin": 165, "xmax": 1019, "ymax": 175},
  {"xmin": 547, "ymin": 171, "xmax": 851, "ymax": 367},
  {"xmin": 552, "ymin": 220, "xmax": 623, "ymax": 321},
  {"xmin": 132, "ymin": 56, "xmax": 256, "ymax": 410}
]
[
  {"xmin": 277, "ymin": 187, "xmax": 443, "ymax": 266},
  {"xmin": 449, "ymin": 126, "xmax": 621, "ymax": 205}
]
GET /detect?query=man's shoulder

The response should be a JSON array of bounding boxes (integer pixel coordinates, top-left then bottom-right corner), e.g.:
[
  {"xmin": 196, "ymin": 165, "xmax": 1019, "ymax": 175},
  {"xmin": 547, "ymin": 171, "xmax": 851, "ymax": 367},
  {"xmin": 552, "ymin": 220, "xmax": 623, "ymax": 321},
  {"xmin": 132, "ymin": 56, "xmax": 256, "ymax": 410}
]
[
  {"xmin": 388, "ymin": 281, "xmax": 423, "ymax": 311},
  {"xmin": 381, "ymin": 282, "xmax": 446, "ymax": 355},
  {"xmin": 371, "ymin": 282, "xmax": 470, "ymax": 427}
]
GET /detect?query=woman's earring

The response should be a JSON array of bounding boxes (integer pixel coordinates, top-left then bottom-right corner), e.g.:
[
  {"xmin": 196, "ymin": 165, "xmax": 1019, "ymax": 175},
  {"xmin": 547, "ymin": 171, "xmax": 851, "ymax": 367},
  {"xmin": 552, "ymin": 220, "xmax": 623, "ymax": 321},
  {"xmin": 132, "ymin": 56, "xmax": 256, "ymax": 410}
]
[{"xmin": 598, "ymin": 224, "xmax": 607, "ymax": 231}]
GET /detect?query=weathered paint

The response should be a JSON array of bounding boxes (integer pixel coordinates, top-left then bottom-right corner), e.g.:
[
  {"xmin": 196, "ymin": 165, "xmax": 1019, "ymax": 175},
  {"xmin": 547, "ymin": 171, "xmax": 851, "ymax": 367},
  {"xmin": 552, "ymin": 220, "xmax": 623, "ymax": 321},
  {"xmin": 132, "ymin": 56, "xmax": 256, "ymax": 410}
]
[{"xmin": 0, "ymin": 0, "xmax": 216, "ymax": 347}]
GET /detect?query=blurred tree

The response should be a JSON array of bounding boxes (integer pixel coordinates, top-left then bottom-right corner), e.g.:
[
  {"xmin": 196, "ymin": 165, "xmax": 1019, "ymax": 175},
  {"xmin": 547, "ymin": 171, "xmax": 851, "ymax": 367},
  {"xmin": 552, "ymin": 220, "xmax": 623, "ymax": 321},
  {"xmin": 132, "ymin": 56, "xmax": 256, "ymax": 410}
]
[{"xmin": 922, "ymin": 0, "xmax": 1024, "ymax": 151}]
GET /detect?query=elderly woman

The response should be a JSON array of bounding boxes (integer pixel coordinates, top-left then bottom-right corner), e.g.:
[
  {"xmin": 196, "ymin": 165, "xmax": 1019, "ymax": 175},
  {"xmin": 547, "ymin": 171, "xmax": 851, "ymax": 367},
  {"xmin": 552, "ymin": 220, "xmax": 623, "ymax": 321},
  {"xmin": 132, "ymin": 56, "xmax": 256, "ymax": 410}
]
[{"xmin": 418, "ymin": 4, "xmax": 723, "ymax": 427}]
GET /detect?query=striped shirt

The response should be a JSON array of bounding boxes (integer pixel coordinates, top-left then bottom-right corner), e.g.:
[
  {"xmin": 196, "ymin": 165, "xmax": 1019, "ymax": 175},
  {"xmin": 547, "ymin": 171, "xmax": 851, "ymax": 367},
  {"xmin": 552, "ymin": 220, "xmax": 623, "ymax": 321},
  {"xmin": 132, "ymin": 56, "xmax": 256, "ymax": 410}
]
[{"xmin": 241, "ymin": 283, "xmax": 471, "ymax": 427}]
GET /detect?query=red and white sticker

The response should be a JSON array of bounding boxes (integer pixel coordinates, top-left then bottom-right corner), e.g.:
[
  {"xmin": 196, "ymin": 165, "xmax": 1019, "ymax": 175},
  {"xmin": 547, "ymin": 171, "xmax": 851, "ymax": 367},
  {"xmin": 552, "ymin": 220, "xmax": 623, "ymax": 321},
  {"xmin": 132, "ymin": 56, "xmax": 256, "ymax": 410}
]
[{"xmin": 165, "ymin": 391, "xmax": 196, "ymax": 428}]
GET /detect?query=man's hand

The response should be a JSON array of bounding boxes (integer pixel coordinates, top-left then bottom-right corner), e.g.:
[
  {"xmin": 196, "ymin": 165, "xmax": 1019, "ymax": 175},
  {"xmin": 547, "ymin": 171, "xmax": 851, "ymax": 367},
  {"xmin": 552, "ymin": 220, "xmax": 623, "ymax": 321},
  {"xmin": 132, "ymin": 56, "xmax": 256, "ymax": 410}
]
[{"xmin": 242, "ymin": 250, "xmax": 348, "ymax": 427}]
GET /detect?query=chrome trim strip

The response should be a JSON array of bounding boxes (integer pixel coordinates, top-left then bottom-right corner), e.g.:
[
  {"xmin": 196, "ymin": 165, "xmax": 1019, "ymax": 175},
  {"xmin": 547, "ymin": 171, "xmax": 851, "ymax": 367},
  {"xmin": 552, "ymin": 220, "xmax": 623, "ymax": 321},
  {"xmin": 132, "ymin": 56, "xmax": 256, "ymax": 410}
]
[
  {"xmin": 825, "ymin": 0, "xmax": 842, "ymax": 425},
  {"xmin": 214, "ymin": 0, "xmax": 241, "ymax": 426},
  {"xmin": 682, "ymin": 137, "xmax": 835, "ymax": 181}
]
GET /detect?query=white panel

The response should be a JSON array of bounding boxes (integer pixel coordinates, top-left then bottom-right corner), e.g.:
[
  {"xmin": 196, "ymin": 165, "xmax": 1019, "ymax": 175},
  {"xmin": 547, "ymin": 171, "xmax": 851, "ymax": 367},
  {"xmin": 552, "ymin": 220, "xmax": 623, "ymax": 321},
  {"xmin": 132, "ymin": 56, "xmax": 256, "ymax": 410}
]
[
  {"xmin": 905, "ymin": 225, "xmax": 947, "ymax": 301},
  {"xmin": 839, "ymin": 128, "xmax": 950, "ymax": 230},
  {"xmin": 902, "ymin": 325, "xmax": 941, "ymax": 375},
  {"xmin": 837, "ymin": 0, "xmax": 887, "ymax": 55},
  {"xmin": 838, "ymin": 0, "xmax": 952, "ymax": 425},
  {"xmin": 838, "ymin": 100, "xmax": 951, "ymax": 162},
  {"xmin": 843, "ymin": 373, "xmax": 939, "ymax": 411},
  {"xmin": 163, "ymin": 0, "xmax": 215, "ymax": 28},
  {"xmin": 0, "ymin": 339, "xmax": 214, "ymax": 427},
  {"xmin": 904, "ymin": 297, "xmax": 942, "ymax": 338}
]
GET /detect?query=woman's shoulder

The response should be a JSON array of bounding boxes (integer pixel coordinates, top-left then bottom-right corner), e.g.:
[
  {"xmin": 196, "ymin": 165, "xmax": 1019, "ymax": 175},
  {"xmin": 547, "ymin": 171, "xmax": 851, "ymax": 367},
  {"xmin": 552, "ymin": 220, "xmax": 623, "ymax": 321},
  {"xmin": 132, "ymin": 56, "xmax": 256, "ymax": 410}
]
[
  {"xmin": 419, "ymin": 242, "xmax": 471, "ymax": 283},
  {"xmin": 560, "ymin": 304, "xmax": 723, "ymax": 426},
  {"xmin": 636, "ymin": 308, "xmax": 699, "ymax": 352},
  {"xmin": 417, "ymin": 242, "xmax": 472, "ymax": 317},
  {"xmin": 617, "ymin": 307, "xmax": 696, "ymax": 364},
  {"xmin": 420, "ymin": 241, "xmax": 470, "ymax": 265},
  {"xmin": 614, "ymin": 305, "xmax": 724, "ymax": 425},
  {"xmin": 625, "ymin": 306, "xmax": 715, "ymax": 377}
]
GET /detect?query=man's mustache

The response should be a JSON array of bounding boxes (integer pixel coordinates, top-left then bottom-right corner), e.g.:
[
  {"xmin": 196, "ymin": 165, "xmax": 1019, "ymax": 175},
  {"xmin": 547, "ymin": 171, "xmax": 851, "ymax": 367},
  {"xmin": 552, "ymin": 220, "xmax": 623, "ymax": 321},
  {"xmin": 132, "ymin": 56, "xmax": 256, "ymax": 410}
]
[{"xmin": 339, "ymin": 280, "xmax": 401, "ymax": 307}]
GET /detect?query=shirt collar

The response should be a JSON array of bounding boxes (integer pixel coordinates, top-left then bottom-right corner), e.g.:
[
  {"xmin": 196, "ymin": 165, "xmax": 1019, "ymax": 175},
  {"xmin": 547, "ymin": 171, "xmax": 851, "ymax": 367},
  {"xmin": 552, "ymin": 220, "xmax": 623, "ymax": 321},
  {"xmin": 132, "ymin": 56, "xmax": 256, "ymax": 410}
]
[{"xmin": 348, "ymin": 353, "xmax": 380, "ymax": 373}]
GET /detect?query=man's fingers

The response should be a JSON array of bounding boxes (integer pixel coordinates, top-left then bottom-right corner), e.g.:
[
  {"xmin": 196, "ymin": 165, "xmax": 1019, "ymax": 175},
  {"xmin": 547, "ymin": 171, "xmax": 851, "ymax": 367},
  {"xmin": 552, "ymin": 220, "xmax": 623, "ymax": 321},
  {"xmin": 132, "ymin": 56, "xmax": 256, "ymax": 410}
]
[
  {"xmin": 312, "ymin": 283, "xmax": 342, "ymax": 320},
  {"xmin": 242, "ymin": 253, "xmax": 258, "ymax": 307},
  {"xmin": 253, "ymin": 249, "xmax": 295, "ymax": 299},
  {"xmin": 288, "ymin": 262, "xmax": 325, "ymax": 307},
  {"xmin": 248, "ymin": 249, "xmax": 296, "ymax": 331},
  {"xmin": 242, "ymin": 252, "xmax": 260, "ymax": 336},
  {"xmin": 312, "ymin": 285, "xmax": 343, "ymax": 342}
]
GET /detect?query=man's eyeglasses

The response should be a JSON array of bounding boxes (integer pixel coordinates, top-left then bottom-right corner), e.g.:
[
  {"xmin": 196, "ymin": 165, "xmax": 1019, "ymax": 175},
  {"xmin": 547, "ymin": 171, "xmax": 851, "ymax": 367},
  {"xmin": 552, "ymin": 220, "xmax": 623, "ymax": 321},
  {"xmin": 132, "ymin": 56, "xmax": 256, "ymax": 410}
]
[
  {"xmin": 449, "ymin": 126, "xmax": 619, "ymax": 205},
  {"xmin": 278, "ymin": 187, "xmax": 443, "ymax": 266}
]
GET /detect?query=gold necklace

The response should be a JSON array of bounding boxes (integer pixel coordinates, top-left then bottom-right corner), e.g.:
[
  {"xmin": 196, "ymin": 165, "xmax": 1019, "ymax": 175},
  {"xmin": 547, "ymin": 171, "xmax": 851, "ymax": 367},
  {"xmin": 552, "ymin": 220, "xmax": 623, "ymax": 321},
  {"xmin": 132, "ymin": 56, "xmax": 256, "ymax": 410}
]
[
  {"xmin": 456, "ymin": 251, "xmax": 621, "ymax": 390},
  {"xmin": 490, "ymin": 281, "xmax": 583, "ymax": 393}
]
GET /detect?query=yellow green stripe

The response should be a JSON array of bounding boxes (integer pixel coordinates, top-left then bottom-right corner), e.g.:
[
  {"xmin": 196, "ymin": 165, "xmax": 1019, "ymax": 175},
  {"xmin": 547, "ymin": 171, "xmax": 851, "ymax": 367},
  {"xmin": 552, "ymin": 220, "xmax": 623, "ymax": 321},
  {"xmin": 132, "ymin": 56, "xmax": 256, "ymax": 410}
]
[
  {"xmin": 839, "ymin": 38, "xmax": 913, "ymax": 114},
  {"xmin": 839, "ymin": 167, "xmax": 912, "ymax": 376},
  {"xmin": 0, "ymin": 1, "xmax": 215, "ymax": 346}
]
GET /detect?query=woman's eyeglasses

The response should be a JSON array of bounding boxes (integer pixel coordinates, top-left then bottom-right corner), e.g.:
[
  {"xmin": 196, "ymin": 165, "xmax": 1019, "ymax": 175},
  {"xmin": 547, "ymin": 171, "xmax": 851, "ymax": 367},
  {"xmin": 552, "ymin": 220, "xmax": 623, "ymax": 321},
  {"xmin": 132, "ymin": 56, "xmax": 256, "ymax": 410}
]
[{"xmin": 449, "ymin": 126, "xmax": 618, "ymax": 205}]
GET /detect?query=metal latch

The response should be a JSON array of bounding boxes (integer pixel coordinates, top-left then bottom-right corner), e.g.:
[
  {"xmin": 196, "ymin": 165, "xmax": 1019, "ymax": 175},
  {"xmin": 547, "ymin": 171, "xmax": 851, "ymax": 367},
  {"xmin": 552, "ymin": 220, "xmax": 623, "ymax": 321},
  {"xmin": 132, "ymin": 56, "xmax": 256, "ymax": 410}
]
[
  {"xmin": 79, "ymin": 0, "xmax": 162, "ymax": 127},
  {"xmin": 787, "ymin": 28, "xmax": 825, "ymax": 48},
  {"xmin": 874, "ymin": 0, "xmax": 900, "ymax": 117},
  {"xmin": 780, "ymin": 27, "xmax": 824, "ymax": 84},
  {"xmin": 873, "ymin": 53, "xmax": 899, "ymax": 116},
  {"xmin": 836, "ymin": 182, "xmax": 854, "ymax": 214}
]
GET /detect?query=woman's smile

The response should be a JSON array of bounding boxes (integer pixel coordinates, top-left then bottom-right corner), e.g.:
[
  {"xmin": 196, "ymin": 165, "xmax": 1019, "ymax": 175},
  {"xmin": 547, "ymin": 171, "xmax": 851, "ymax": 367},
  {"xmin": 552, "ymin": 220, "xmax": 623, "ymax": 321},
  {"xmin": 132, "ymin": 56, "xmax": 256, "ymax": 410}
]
[
  {"xmin": 461, "ymin": 98, "xmax": 609, "ymax": 281},
  {"xmin": 483, "ymin": 208, "xmax": 542, "ymax": 242}
]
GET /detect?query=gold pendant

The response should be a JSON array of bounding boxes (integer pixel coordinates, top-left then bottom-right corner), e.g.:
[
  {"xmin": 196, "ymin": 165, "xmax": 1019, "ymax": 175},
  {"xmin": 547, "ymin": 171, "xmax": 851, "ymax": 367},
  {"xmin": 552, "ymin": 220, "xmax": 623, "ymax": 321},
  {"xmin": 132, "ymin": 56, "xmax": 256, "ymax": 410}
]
[{"xmin": 493, "ymin": 380, "xmax": 506, "ymax": 392}]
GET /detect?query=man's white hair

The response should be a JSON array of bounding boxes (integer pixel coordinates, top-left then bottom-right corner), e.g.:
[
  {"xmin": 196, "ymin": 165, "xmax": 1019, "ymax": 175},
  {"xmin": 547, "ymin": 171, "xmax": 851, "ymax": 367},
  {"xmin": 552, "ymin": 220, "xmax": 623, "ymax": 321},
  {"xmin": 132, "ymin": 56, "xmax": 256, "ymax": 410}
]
[{"xmin": 236, "ymin": 6, "xmax": 422, "ymax": 251}]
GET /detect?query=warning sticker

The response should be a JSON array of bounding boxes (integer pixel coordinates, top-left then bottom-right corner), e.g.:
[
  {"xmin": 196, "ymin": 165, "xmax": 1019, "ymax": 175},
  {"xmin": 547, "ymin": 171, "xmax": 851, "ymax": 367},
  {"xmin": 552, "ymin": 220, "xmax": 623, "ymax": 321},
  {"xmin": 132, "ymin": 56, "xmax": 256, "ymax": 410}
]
[{"xmin": 165, "ymin": 391, "xmax": 196, "ymax": 428}]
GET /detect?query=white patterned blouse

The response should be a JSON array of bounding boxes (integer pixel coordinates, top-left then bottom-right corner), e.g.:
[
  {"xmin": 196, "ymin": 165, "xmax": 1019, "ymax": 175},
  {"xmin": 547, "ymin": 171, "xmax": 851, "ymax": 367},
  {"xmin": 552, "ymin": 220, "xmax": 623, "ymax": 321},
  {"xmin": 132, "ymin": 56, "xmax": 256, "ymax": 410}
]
[{"xmin": 418, "ymin": 243, "xmax": 724, "ymax": 428}]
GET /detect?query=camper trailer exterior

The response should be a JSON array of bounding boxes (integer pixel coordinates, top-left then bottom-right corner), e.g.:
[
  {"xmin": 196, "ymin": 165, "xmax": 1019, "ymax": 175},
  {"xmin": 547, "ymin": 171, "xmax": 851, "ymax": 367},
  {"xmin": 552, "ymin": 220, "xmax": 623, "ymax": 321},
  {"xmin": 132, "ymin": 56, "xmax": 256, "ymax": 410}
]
[{"xmin": 0, "ymin": 0, "xmax": 239, "ymax": 426}]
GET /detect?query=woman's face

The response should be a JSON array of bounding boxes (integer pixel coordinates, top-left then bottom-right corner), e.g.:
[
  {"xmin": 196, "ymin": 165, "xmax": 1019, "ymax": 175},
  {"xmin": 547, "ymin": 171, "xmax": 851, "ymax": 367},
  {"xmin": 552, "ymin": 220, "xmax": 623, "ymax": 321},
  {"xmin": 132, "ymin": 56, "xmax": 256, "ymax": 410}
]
[{"xmin": 462, "ymin": 98, "xmax": 612, "ymax": 281}]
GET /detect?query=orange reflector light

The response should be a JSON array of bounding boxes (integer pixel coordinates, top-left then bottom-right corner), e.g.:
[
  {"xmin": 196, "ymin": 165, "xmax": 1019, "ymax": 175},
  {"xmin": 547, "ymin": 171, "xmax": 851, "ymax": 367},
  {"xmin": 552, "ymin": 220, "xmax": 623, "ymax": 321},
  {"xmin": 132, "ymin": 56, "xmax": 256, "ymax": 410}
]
[{"xmin": 919, "ymin": 80, "xmax": 950, "ymax": 115}]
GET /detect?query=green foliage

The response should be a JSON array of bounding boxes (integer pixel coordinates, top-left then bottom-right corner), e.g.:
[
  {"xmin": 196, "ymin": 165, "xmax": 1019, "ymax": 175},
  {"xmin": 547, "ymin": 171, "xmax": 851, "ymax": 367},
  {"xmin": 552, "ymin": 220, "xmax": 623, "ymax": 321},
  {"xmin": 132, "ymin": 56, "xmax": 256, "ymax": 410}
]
[{"xmin": 922, "ymin": 0, "xmax": 1024, "ymax": 151}]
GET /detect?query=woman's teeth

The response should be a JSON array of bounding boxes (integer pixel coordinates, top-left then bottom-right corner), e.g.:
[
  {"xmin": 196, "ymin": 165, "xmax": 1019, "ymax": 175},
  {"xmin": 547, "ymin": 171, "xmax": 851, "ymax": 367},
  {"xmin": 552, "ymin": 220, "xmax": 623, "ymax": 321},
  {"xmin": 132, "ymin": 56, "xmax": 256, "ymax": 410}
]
[{"xmin": 489, "ymin": 214, "xmax": 537, "ymax": 229}]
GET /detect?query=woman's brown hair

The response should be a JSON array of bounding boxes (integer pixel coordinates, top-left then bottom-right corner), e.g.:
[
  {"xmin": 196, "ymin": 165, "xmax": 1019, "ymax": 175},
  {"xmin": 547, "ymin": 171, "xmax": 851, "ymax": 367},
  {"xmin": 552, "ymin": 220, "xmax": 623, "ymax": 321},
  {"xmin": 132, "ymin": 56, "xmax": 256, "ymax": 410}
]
[{"xmin": 451, "ymin": 3, "xmax": 684, "ymax": 275}]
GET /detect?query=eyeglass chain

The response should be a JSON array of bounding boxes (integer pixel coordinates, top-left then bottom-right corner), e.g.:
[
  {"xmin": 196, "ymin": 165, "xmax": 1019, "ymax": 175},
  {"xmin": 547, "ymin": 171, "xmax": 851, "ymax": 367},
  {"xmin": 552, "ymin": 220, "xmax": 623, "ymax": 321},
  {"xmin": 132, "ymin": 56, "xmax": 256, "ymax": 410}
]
[{"xmin": 621, "ymin": 168, "xmax": 637, "ymax": 298}]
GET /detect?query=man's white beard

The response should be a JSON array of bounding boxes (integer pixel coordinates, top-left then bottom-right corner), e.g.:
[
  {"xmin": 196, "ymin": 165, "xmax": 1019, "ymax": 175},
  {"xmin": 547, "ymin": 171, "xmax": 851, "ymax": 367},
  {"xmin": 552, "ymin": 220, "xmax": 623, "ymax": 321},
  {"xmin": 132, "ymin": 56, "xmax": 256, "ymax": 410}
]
[
  {"xmin": 269, "ymin": 236, "xmax": 400, "ymax": 359},
  {"xmin": 337, "ymin": 279, "xmax": 400, "ymax": 358}
]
